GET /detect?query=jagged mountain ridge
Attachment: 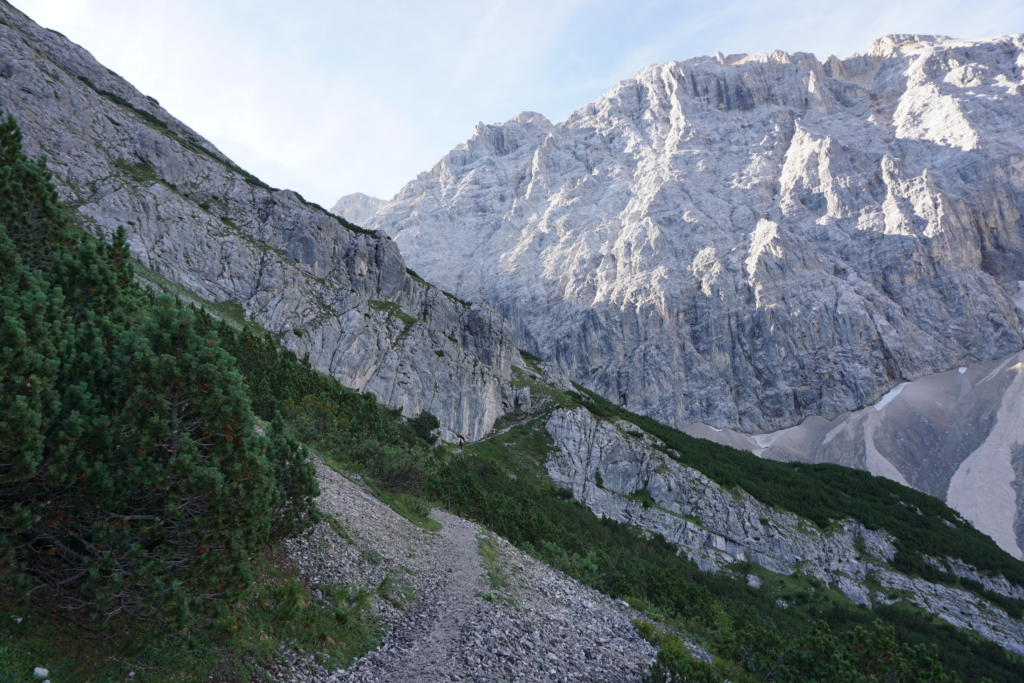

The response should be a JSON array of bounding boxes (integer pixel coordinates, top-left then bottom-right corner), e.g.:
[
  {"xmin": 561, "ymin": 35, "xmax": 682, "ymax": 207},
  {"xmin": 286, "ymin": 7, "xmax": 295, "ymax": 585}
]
[
  {"xmin": 360, "ymin": 33, "xmax": 1024, "ymax": 437},
  {"xmin": 0, "ymin": 1, "xmax": 522, "ymax": 440}
]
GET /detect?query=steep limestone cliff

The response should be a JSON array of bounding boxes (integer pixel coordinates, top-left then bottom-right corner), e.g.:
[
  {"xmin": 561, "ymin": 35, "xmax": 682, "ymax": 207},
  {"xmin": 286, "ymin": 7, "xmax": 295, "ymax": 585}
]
[
  {"xmin": 363, "ymin": 34, "xmax": 1024, "ymax": 438},
  {"xmin": 0, "ymin": 2, "xmax": 519, "ymax": 440}
]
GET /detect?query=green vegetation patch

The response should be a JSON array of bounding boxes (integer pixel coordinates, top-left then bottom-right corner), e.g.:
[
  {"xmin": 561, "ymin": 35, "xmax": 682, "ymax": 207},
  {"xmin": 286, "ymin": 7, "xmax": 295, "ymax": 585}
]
[
  {"xmin": 377, "ymin": 572, "xmax": 416, "ymax": 610},
  {"xmin": 628, "ymin": 488, "xmax": 658, "ymax": 508},
  {"xmin": 476, "ymin": 532, "xmax": 517, "ymax": 608},
  {"xmin": 368, "ymin": 298, "xmax": 418, "ymax": 329},
  {"xmin": 443, "ymin": 290, "xmax": 472, "ymax": 308},
  {"xmin": 517, "ymin": 348, "xmax": 545, "ymax": 373},
  {"xmin": 131, "ymin": 257, "xmax": 262, "ymax": 333},
  {"xmin": 323, "ymin": 512, "xmax": 355, "ymax": 544},
  {"xmin": 113, "ymin": 157, "xmax": 161, "ymax": 185},
  {"xmin": 0, "ymin": 555, "xmax": 380, "ymax": 682}
]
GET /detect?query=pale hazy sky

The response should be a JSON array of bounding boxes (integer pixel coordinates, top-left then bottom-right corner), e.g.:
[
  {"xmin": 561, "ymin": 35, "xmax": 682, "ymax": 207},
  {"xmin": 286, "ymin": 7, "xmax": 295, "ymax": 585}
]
[{"xmin": 11, "ymin": 0, "xmax": 1024, "ymax": 208}]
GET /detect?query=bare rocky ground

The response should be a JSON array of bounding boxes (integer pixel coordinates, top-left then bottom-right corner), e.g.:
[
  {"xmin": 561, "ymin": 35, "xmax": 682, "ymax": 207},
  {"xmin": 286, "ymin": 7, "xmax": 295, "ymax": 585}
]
[{"xmin": 267, "ymin": 461, "xmax": 663, "ymax": 682}]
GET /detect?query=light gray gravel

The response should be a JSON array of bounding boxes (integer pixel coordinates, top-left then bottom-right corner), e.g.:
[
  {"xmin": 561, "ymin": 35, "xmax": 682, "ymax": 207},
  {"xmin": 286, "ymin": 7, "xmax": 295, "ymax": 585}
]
[{"xmin": 268, "ymin": 461, "xmax": 666, "ymax": 682}]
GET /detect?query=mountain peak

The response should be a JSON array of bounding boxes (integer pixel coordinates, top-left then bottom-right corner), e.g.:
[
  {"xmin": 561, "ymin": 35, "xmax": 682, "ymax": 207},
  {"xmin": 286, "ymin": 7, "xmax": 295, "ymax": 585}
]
[{"xmin": 330, "ymin": 192, "xmax": 388, "ymax": 227}]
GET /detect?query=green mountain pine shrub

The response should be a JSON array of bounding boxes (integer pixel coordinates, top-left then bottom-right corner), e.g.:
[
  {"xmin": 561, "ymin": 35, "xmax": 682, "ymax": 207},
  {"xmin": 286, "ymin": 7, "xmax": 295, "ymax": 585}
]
[{"xmin": 0, "ymin": 111, "xmax": 318, "ymax": 628}]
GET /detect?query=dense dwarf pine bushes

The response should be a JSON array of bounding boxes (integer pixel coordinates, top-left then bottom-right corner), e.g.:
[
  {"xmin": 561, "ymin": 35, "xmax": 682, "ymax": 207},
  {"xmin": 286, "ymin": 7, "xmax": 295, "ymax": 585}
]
[{"xmin": 0, "ymin": 111, "xmax": 318, "ymax": 627}]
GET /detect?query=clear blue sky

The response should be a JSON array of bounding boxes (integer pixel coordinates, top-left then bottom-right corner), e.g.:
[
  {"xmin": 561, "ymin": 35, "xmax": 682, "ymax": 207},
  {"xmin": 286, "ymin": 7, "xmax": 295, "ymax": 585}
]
[{"xmin": 12, "ymin": 0, "xmax": 1024, "ymax": 208}]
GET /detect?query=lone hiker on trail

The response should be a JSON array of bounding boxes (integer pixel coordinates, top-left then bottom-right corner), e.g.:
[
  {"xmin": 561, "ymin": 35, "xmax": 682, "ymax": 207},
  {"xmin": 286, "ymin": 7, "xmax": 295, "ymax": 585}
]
[{"xmin": 458, "ymin": 436, "xmax": 465, "ymax": 451}]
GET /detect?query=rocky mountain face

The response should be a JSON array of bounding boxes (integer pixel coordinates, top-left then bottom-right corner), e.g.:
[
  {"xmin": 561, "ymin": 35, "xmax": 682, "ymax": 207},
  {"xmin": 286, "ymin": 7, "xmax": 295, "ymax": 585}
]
[
  {"xmin": 545, "ymin": 406, "xmax": 1024, "ymax": 656},
  {"xmin": 353, "ymin": 32, "xmax": 1024, "ymax": 551},
  {"xmin": 361, "ymin": 33, "xmax": 1024, "ymax": 436},
  {"xmin": 330, "ymin": 192, "xmax": 388, "ymax": 228},
  {"xmin": 0, "ymin": 2, "xmax": 521, "ymax": 440}
]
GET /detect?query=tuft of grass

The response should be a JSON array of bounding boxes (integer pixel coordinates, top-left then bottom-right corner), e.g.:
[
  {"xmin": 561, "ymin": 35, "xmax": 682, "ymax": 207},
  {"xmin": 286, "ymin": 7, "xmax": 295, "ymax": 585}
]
[
  {"xmin": 477, "ymin": 533, "xmax": 518, "ymax": 609},
  {"xmin": 367, "ymin": 299, "xmax": 418, "ymax": 329},
  {"xmin": 377, "ymin": 573, "xmax": 416, "ymax": 610},
  {"xmin": 323, "ymin": 512, "xmax": 355, "ymax": 544},
  {"xmin": 478, "ymin": 533, "xmax": 510, "ymax": 592}
]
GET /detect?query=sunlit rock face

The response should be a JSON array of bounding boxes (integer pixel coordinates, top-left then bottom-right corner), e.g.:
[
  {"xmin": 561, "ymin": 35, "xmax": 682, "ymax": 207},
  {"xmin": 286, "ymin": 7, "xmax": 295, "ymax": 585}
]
[
  {"xmin": 331, "ymin": 192, "xmax": 387, "ymax": 228},
  {"xmin": 0, "ymin": 3, "xmax": 520, "ymax": 440},
  {"xmin": 367, "ymin": 34, "xmax": 1024, "ymax": 437}
]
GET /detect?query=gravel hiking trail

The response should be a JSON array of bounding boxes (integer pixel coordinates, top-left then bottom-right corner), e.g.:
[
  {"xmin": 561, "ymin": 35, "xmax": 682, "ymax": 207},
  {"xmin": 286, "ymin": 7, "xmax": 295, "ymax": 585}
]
[
  {"xmin": 360, "ymin": 509, "xmax": 485, "ymax": 682},
  {"xmin": 271, "ymin": 461, "xmax": 665, "ymax": 683}
]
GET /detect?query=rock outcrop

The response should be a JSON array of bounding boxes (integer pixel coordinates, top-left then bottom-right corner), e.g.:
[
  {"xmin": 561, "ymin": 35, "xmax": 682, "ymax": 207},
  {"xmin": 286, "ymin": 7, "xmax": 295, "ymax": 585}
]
[
  {"xmin": 544, "ymin": 406, "xmax": 1024, "ymax": 655},
  {"xmin": 331, "ymin": 192, "xmax": 388, "ymax": 228},
  {"xmin": 0, "ymin": 2, "xmax": 519, "ymax": 440},
  {"xmin": 365, "ymin": 34, "xmax": 1024, "ymax": 439}
]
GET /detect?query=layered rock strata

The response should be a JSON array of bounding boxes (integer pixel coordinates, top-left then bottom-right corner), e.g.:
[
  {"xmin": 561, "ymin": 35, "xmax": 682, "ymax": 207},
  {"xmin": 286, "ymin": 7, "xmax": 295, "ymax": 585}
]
[
  {"xmin": 544, "ymin": 407, "xmax": 1024, "ymax": 655},
  {"xmin": 363, "ymin": 34, "xmax": 1024, "ymax": 437},
  {"xmin": 0, "ymin": 3, "xmax": 518, "ymax": 439}
]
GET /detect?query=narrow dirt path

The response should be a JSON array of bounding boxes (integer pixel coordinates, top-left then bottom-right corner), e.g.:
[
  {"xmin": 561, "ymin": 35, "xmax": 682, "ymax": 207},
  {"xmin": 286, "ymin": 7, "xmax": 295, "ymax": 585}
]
[
  {"xmin": 274, "ymin": 462, "xmax": 661, "ymax": 683},
  {"xmin": 363, "ymin": 510, "xmax": 486, "ymax": 682}
]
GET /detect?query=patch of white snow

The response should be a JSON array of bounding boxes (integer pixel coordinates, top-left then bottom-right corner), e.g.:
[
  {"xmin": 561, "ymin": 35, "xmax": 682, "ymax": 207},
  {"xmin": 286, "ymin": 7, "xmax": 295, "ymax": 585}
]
[
  {"xmin": 874, "ymin": 383, "xmax": 909, "ymax": 411},
  {"xmin": 753, "ymin": 427, "xmax": 792, "ymax": 449},
  {"xmin": 959, "ymin": 367, "xmax": 967, "ymax": 374}
]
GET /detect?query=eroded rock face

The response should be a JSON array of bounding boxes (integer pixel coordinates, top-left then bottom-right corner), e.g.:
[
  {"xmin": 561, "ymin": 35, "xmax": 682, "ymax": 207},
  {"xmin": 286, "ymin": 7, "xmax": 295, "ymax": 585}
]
[
  {"xmin": 0, "ymin": 3, "xmax": 519, "ymax": 440},
  {"xmin": 544, "ymin": 407, "xmax": 1024, "ymax": 655},
  {"xmin": 367, "ymin": 35, "xmax": 1024, "ymax": 436}
]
